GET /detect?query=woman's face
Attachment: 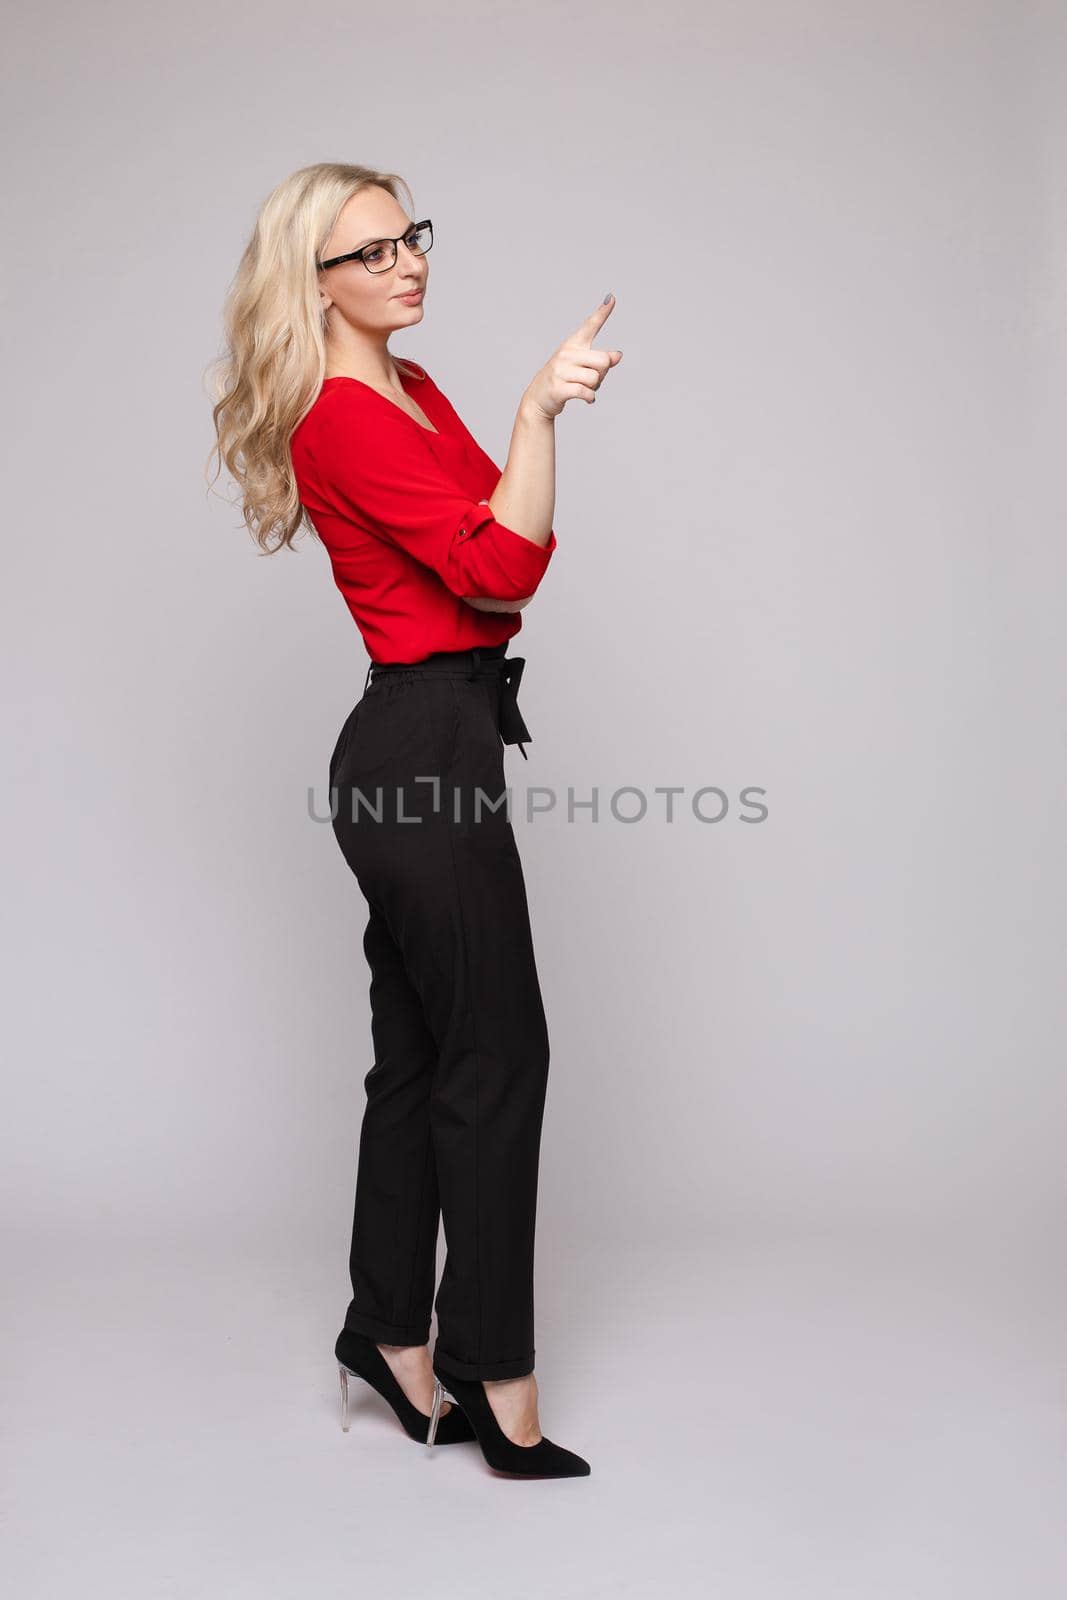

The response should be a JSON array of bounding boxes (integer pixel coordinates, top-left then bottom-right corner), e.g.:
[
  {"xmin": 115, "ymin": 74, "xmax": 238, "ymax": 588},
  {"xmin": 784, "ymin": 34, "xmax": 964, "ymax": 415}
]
[{"xmin": 318, "ymin": 186, "xmax": 428, "ymax": 336}]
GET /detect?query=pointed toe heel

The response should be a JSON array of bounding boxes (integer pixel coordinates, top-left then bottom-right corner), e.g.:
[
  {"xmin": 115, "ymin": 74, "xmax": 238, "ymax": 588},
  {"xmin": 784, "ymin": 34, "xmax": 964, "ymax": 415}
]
[{"xmin": 430, "ymin": 1362, "xmax": 591, "ymax": 1478}]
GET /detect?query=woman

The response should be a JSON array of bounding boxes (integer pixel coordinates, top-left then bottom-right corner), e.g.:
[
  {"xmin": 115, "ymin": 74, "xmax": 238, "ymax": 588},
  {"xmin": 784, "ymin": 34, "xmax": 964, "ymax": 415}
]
[{"xmin": 208, "ymin": 162, "xmax": 621, "ymax": 1478}]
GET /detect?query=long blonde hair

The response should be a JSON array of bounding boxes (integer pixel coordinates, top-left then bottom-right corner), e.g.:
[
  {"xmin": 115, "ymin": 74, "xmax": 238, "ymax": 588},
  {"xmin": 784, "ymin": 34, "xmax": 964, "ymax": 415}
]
[{"xmin": 205, "ymin": 162, "xmax": 423, "ymax": 553}]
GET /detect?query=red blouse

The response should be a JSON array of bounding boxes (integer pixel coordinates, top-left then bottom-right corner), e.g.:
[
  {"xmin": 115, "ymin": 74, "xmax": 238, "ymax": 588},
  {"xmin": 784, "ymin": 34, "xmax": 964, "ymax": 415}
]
[{"xmin": 289, "ymin": 361, "xmax": 557, "ymax": 664}]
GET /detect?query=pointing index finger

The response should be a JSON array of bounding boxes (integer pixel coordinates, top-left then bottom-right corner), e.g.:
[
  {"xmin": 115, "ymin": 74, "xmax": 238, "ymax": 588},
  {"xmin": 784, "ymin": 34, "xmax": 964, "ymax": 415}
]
[{"xmin": 568, "ymin": 291, "xmax": 616, "ymax": 349}]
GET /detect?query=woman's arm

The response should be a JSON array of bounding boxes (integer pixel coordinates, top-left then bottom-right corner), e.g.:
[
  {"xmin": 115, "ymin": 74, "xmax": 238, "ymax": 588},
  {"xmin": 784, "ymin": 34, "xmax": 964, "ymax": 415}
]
[{"xmin": 442, "ymin": 288, "xmax": 624, "ymax": 611}]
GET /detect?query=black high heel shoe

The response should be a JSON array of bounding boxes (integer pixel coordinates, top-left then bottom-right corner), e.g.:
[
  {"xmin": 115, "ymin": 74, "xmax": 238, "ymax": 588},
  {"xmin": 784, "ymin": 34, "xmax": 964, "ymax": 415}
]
[
  {"xmin": 427, "ymin": 1360, "xmax": 591, "ymax": 1477},
  {"xmin": 335, "ymin": 1330, "xmax": 476, "ymax": 1444}
]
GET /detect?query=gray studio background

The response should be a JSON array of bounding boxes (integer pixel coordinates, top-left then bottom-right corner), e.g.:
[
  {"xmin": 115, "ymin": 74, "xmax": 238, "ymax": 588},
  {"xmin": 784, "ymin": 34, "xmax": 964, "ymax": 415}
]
[{"xmin": 4, "ymin": 1, "xmax": 1065, "ymax": 1596}]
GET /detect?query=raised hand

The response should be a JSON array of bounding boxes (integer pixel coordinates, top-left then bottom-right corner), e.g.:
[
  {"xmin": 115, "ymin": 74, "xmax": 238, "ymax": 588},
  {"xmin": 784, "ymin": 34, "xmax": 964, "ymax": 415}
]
[{"xmin": 523, "ymin": 293, "xmax": 623, "ymax": 420}]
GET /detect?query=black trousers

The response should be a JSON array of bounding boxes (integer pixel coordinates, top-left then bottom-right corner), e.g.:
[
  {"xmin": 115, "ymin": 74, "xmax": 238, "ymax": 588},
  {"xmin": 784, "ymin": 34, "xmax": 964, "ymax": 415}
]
[{"xmin": 327, "ymin": 641, "xmax": 550, "ymax": 1381}]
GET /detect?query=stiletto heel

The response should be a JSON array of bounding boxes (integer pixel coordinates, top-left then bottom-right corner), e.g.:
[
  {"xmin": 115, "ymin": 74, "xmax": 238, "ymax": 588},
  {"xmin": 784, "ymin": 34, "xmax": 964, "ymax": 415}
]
[
  {"xmin": 334, "ymin": 1330, "xmax": 475, "ymax": 1444},
  {"xmin": 431, "ymin": 1360, "xmax": 591, "ymax": 1477},
  {"xmin": 339, "ymin": 1362, "xmax": 352, "ymax": 1432},
  {"xmin": 426, "ymin": 1375, "xmax": 458, "ymax": 1448}
]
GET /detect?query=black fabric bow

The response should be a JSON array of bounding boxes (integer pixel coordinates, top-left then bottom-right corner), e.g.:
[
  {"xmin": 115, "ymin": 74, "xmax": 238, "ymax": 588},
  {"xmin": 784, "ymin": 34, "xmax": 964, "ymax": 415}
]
[{"xmin": 468, "ymin": 652, "xmax": 532, "ymax": 759}]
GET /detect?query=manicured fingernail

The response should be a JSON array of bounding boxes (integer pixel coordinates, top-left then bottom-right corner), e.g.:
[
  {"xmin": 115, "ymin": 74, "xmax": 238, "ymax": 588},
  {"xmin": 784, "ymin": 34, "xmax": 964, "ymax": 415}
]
[{"xmin": 603, "ymin": 292, "xmax": 613, "ymax": 303}]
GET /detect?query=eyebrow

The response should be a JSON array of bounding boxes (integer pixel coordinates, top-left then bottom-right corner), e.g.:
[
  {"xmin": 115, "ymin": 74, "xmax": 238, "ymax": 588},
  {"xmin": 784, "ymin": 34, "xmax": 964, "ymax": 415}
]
[{"xmin": 351, "ymin": 223, "xmax": 415, "ymax": 251}]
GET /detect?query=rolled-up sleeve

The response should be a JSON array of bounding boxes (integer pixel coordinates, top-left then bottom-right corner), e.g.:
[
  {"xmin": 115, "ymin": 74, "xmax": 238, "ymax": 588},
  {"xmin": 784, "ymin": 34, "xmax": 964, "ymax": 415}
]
[{"xmin": 304, "ymin": 388, "xmax": 556, "ymax": 602}]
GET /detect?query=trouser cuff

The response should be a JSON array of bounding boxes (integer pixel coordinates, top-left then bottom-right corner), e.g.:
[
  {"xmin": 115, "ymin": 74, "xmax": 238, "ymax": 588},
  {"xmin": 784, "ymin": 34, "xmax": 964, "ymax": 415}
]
[
  {"xmin": 433, "ymin": 1344, "xmax": 536, "ymax": 1381},
  {"xmin": 342, "ymin": 1310, "xmax": 431, "ymax": 1346}
]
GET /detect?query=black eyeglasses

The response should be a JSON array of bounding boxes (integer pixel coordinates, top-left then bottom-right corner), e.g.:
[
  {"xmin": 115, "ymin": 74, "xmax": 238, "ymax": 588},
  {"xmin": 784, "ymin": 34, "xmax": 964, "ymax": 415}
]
[{"xmin": 316, "ymin": 219, "xmax": 434, "ymax": 274}]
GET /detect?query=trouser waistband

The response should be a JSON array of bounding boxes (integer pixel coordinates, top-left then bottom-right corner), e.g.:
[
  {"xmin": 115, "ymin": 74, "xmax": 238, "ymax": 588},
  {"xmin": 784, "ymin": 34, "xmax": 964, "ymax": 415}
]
[{"xmin": 363, "ymin": 643, "xmax": 532, "ymax": 758}]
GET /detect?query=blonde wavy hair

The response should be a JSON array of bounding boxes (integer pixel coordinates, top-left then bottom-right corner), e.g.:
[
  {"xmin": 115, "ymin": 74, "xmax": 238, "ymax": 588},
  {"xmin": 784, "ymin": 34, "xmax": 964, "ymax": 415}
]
[{"xmin": 205, "ymin": 162, "xmax": 424, "ymax": 554}]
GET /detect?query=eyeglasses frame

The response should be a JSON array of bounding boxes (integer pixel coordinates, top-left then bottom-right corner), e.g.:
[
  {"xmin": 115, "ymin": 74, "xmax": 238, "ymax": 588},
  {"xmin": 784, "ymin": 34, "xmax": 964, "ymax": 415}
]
[{"xmin": 316, "ymin": 219, "xmax": 434, "ymax": 274}]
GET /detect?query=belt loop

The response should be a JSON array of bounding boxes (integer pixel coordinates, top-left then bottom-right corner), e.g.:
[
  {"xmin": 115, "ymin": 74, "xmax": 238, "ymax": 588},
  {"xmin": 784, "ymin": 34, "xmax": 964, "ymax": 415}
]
[
  {"xmin": 467, "ymin": 646, "xmax": 482, "ymax": 682},
  {"xmin": 363, "ymin": 662, "xmax": 373, "ymax": 693}
]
